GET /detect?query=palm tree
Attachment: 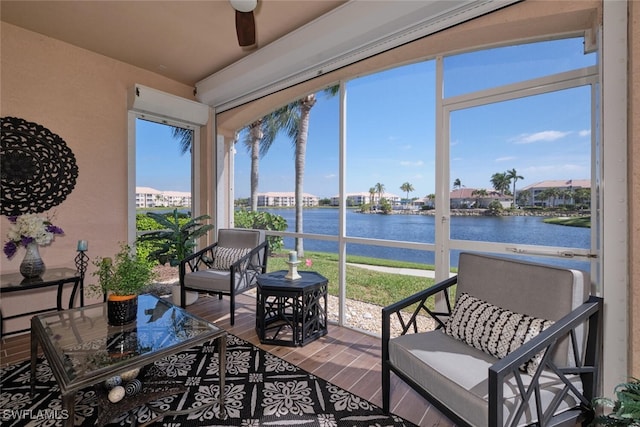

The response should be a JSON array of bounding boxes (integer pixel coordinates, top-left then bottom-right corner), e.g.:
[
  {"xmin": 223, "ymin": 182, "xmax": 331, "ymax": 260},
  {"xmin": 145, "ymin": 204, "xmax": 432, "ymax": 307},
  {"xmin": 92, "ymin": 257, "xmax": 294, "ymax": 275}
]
[
  {"xmin": 426, "ymin": 193, "xmax": 435, "ymax": 209},
  {"xmin": 276, "ymin": 86, "xmax": 339, "ymax": 256},
  {"xmin": 537, "ymin": 187, "xmax": 561, "ymax": 208},
  {"xmin": 547, "ymin": 187, "xmax": 561, "ymax": 208},
  {"xmin": 453, "ymin": 178, "xmax": 462, "ymax": 190},
  {"xmin": 400, "ymin": 182, "xmax": 414, "ymax": 209},
  {"xmin": 471, "ymin": 188, "xmax": 488, "ymax": 208},
  {"xmin": 374, "ymin": 182, "xmax": 385, "ymax": 209},
  {"xmin": 368, "ymin": 187, "xmax": 376, "ymax": 211},
  {"xmin": 240, "ymin": 112, "xmax": 282, "ymax": 211},
  {"xmin": 490, "ymin": 172, "xmax": 510, "ymax": 195},
  {"xmin": 559, "ymin": 188, "xmax": 573, "ymax": 208},
  {"xmin": 517, "ymin": 189, "xmax": 531, "ymax": 207},
  {"xmin": 574, "ymin": 188, "xmax": 591, "ymax": 209},
  {"xmin": 171, "ymin": 127, "xmax": 193, "ymax": 155},
  {"xmin": 506, "ymin": 168, "xmax": 524, "ymax": 208}
]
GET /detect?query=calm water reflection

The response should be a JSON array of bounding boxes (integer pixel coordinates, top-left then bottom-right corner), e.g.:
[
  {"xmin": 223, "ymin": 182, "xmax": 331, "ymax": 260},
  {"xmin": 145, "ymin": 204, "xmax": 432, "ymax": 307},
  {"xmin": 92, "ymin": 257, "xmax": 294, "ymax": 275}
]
[{"xmin": 264, "ymin": 208, "xmax": 590, "ymax": 269}]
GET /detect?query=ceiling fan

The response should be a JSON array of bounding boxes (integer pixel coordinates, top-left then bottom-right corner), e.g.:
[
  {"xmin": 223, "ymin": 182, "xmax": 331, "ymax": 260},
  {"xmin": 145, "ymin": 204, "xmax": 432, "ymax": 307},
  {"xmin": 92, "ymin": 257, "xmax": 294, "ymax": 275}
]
[{"xmin": 229, "ymin": 0, "xmax": 257, "ymax": 47}]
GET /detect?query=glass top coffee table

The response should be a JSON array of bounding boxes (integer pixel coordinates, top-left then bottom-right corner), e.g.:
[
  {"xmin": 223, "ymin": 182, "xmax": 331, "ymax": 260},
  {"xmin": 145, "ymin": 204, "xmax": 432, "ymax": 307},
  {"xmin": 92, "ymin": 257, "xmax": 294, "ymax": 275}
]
[{"xmin": 30, "ymin": 294, "xmax": 226, "ymax": 426}]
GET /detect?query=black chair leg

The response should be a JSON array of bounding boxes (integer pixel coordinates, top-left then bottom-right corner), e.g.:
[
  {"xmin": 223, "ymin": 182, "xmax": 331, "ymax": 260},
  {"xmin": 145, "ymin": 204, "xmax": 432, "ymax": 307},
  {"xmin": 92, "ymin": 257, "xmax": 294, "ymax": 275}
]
[{"xmin": 382, "ymin": 364, "xmax": 390, "ymax": 413}]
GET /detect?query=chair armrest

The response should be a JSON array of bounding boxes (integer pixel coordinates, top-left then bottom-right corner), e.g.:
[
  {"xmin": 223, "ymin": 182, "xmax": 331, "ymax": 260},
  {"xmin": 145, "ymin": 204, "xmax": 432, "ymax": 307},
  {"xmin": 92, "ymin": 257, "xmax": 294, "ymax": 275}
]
[
  {"xmin": 229, "ymin": 240, "xmax": 268, "ymax": 270},
  {"xmin": 381, "ymin": 275, "xmax": 458, "ymax": 370},
  {"xmin": 488, "ymin": 296, "xmax": 603, "ymax": 427},
  {"xmin": 179, "ymin": 242, "xmax": 219, "ymax": 282},
  {"xmin": 382, "ymin": 275, "xmax": 457, "ymax": 336},
  {"xmin": 229, "ymin": 240, "xmax": 269, "ymax": 292}
]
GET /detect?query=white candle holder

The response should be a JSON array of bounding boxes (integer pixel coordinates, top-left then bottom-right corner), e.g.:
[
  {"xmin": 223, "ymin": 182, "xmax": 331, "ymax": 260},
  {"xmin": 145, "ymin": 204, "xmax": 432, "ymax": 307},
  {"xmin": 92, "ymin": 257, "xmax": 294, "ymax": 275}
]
[{"xmin": 285, "ymin": 260, "xmax": 301, "ymax": 280}]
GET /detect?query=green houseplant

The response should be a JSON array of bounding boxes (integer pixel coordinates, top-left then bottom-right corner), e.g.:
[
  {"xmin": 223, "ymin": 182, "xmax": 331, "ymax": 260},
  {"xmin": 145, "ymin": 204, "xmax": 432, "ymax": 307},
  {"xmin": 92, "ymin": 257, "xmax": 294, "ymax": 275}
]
[
  {"xmin": 91, "ymin": 243, "xmax": 156, "ymax": 325},
  {"xmin": 137, "ymin": 209, "xmax": 214, "ymax": 267},
  {"xmin": 593, "ymin": 378, "xmax": 640, "ymax": 426}
]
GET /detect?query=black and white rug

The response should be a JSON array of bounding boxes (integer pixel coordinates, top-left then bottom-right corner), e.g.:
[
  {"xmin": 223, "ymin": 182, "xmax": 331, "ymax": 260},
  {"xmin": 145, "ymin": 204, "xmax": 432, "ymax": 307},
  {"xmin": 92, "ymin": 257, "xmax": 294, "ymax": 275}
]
[{"xmin": 0, "ymin": 334, "xmax": 415, "ymax": 426}]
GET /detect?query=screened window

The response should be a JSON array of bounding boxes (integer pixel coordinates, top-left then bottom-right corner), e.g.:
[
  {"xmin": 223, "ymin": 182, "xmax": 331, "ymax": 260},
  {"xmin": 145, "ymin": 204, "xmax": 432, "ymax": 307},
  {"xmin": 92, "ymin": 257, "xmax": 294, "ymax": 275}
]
[{"xmin": 232, "ymin": 35, "xmax": 598, "ymax": 330}]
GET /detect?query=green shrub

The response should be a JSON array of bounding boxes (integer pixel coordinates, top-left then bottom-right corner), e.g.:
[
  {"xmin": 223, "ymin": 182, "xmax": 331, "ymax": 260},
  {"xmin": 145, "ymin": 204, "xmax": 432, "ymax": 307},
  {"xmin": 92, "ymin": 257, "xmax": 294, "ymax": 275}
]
[
  {"xmin": 234, "ymin": 209, "xmax": 287, "ymax": 253},
  {"xmin": 137, "ymin": 209, "xmax": 213, "ymax": 266},
  {"xmin": 593, "ymin": 378, "xmax": 640, "ymax": 426},
  {"xmin": 89, "ymin": 243, "xmax": 156, "ymax": 297}
]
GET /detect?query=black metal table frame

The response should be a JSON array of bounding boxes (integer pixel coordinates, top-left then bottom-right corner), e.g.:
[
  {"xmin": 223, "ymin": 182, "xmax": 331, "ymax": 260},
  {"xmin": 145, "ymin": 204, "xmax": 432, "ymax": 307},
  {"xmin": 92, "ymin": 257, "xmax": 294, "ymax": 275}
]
[
  {"xmin": 256, "ymin": 270, "xmax": 328, "ymax": 347},
  {"xmin": 0, "ymin": 268, "xmax": 83, "ymax": 338},
  {"xmin": 30, "ymin": 295, "xmax": 227, "ymax": 427}
]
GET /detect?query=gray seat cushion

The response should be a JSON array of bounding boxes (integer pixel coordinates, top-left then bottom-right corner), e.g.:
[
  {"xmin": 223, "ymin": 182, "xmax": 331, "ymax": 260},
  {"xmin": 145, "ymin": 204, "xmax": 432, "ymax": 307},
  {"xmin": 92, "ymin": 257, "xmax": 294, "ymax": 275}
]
[
  {"xmin": 184, "ymin": 269, "xmax": 259, "ymax": 293},
  {"xmin": 389, "ymin": 330, "xmax": 581, "ymax": 427},
  {"xmin": 183, "ymin": 228, "xmax": 266, "ymax": 294},
  {"xmin": 184, "ymin": 269, "xmax": 234, "ymax": 292}
]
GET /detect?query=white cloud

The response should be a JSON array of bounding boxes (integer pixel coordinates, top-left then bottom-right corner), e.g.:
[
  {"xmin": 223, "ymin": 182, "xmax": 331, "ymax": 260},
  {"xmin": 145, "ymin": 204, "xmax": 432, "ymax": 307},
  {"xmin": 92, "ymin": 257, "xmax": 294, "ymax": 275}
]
[
  {"xmin": 495, "ymin": 156, "xmax": 516, "ymax": 162},
  {"xmin": 513, "ymin": 130, "xmax": 570, "ymax": 144},
  {"xmin": 578, "ymin": 129, "xmax": 591, "ymax": 137},
  {"xmin": 324, "ymin": 174, "xmax": 337, "ymax": 179}
]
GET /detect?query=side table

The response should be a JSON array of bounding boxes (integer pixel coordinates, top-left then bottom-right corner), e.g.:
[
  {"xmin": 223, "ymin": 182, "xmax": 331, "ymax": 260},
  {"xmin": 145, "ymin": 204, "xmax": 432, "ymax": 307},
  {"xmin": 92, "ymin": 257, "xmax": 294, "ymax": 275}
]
[
  {"xmin": 0, "ymin": 268, "xmax": 83, "ymax": 338},
  {"xmin": 256, "ymin": 270, "xmax": 328, "ymax": 346}
]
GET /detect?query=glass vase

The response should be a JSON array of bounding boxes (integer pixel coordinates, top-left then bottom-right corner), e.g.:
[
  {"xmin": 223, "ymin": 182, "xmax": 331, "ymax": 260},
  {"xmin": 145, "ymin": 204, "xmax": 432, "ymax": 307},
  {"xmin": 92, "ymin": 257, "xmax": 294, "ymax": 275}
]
[{"xmin": 20, "ymin": 242, "xmax": 46, "ymax": 278}]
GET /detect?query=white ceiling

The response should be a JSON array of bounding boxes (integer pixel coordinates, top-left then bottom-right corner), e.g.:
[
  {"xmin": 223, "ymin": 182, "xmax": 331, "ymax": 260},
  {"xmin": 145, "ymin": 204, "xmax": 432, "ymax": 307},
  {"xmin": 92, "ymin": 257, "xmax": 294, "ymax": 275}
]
[{"xmin": 0, "ymin": 0, "xmax": 346, "ymax": 86}]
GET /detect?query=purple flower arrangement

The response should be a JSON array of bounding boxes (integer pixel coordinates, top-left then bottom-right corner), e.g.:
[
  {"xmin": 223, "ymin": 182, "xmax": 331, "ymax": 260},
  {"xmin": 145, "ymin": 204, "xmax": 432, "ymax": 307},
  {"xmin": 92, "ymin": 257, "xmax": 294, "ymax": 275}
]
[{"xmin": 3, "ymin": 214, "xmax": 64, "ymax": 259}]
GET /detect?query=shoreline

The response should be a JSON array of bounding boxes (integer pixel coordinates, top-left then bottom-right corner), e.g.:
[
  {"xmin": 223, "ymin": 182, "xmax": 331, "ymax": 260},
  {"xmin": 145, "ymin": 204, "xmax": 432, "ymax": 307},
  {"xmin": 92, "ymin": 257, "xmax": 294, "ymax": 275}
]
[{"xmin": 361, "ymin": 208, "xmax": 591, "ymax": 218}]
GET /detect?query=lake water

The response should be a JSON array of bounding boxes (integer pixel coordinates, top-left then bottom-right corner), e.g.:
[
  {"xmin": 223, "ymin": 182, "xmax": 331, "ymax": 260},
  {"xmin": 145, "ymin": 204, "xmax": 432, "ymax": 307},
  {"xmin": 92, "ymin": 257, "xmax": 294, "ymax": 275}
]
[{"xmin": 265, "ymin": 208, "xmax": 591, "ymax": 269}]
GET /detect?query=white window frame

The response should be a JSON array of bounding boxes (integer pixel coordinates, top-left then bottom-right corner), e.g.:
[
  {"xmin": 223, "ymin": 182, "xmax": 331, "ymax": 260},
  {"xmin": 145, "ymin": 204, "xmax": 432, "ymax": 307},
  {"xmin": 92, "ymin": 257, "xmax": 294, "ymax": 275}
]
[
  {"xmin": 126, "ymin": 85, "xmax": 210, "ymax": 245},
  {"xmin": 438, "ymin": 65, "xmax": 599, "ymax": 275}
]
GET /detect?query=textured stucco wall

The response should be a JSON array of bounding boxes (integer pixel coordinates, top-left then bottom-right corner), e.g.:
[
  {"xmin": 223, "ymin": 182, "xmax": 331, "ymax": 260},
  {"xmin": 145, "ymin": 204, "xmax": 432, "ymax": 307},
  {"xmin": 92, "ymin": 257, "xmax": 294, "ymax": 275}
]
[{"xmin": 0, "ymin": 23, "xmax": 197, "ymax": 332}]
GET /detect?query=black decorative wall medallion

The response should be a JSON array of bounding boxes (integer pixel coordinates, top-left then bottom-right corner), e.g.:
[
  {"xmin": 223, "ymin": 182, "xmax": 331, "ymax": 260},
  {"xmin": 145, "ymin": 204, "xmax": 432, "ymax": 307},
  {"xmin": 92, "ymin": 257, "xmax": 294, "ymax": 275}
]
[{"xmin": 1, "ymin": 117, "xmax": 78, "ymax": 216}]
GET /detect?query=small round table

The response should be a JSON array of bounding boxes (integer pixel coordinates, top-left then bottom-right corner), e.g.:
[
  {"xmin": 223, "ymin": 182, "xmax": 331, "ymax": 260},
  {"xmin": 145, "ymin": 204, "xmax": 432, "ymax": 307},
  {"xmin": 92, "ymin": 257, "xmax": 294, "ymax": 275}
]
[{"xmin": 255, "ymin": 270, "xmax": 328, "ymax": 346}]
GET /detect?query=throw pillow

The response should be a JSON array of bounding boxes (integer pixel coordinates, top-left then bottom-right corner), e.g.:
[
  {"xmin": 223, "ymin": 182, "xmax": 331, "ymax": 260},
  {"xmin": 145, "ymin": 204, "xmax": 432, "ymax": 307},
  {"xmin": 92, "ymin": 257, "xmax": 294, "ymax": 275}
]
[
  {"xmin": 212, "ymin": 246, "xmax": 251, "ymax": 270},
  {"xmin": 444, "ymin": 292, "xmax": 554, "ymax": 375}
]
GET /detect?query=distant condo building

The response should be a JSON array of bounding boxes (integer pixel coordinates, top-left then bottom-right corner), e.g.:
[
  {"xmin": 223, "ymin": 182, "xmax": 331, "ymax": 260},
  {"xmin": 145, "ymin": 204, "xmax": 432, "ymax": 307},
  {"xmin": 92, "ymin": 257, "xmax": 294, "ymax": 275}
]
[
  {"xmin": 448, "ymin": 188, "xmax": 511, "ymax": 209},
  {"xmin": 136, "ymin": 186, "xmax": 191, "ymax": 208},
  {"xmin": 330, "ymin": 192, "xmax": 401, "ymax": 206},
  {"xmin": 258, "ymin": 192, "xmax": 319, "ymax": 207},
  {"xmin": 519, "ymin": 179, "xmax": 590, "ymax": 207}
]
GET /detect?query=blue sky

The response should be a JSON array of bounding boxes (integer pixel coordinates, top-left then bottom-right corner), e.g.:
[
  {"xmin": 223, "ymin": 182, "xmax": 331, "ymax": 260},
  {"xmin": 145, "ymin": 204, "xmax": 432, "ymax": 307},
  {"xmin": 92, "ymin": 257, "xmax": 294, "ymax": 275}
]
[
  {"xmin": 136, "ymin": 119, "xmax": 191, "ymax": 191},
  {"xmin": 137, "ymin": 37, "xmax": 595, "ymax": 200}
]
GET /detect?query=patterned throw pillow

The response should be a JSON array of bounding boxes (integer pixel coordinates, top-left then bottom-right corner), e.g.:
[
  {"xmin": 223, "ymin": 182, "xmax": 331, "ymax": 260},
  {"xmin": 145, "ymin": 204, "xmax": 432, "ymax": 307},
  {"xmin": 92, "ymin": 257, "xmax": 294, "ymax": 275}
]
[
  {"xmin": 444, "ymin": 292, "xmax": 554, "ymax": 375},
  {"xmin": 212, "ymin": 246, "xmax": 251, "ymax": 270}
]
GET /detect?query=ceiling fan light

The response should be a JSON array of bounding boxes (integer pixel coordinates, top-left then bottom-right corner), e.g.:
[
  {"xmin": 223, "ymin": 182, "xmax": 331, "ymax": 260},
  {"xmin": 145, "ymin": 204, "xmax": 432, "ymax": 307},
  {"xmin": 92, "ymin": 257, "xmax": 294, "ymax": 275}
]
[{"xmin": 229, "ymin": 0, "xmax": 257, "ymax": 13}]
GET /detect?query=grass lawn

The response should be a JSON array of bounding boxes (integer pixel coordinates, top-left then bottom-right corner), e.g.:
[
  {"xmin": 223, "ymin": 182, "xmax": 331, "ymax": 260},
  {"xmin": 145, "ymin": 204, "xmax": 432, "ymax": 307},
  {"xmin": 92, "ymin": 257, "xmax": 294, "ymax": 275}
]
[
  {"xmin": 543, "ymin": 216, "xmax": 591, "ymax": 227},
  {"xmin": 267, "ymin": 251, "xmax": 438, "ymax": 308}
]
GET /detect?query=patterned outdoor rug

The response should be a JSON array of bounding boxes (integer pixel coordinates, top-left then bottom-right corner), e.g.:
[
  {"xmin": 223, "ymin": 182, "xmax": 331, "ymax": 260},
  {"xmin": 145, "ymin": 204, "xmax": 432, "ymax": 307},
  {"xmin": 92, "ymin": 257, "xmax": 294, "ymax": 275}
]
[{"xmin": 0, "ymin": 334, "xmax": 415, "ymax": 426}]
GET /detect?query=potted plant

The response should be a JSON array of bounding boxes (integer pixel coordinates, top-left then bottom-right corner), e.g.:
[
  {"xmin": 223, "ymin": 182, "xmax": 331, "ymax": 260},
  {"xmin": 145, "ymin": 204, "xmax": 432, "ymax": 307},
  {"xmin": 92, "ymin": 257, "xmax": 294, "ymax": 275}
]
[
  {"xmin": 91, "ymin": 243, "xmax": 156, "ymax": 325},
  {"xmin": 593, "ymin": 378, "xmax": 640, "ymax": 426},
  {"xmin": 137, "ymin": 209, "xmax": 214, "ymax": 267}
]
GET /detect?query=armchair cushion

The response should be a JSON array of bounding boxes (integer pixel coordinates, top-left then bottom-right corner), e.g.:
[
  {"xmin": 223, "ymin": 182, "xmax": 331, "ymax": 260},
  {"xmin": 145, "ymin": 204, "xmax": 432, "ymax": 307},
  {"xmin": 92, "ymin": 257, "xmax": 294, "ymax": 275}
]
[
  {"xmin": 444, "ymin": 292, "xmax": 554, "ymax": 374},
  {"xmin": 389, "ymin": 330, "xmax": 582, "ymax": 427},
  {"xmin": 212, "ymin": 246, "xmax": 251, "ymax": 270},
  {"xmin": 184, "ymin": 269, "xmax": 235, "ymax": 292}
]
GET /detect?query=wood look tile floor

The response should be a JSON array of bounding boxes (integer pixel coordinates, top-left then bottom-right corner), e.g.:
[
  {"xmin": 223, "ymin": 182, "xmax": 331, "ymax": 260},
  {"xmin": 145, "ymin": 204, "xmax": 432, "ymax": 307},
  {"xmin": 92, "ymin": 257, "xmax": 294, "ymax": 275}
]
[{"xmin": 0, "ymin": 292, "xmax": 457, "ymax": 427}]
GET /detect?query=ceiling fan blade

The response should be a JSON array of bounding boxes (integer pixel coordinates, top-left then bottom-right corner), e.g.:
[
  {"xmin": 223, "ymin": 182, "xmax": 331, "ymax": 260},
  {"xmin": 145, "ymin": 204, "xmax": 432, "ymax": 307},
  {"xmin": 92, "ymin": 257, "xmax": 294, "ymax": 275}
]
[{"xmin": 235, "ymin": 10, "xmax": 256, "ymax": 47}]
